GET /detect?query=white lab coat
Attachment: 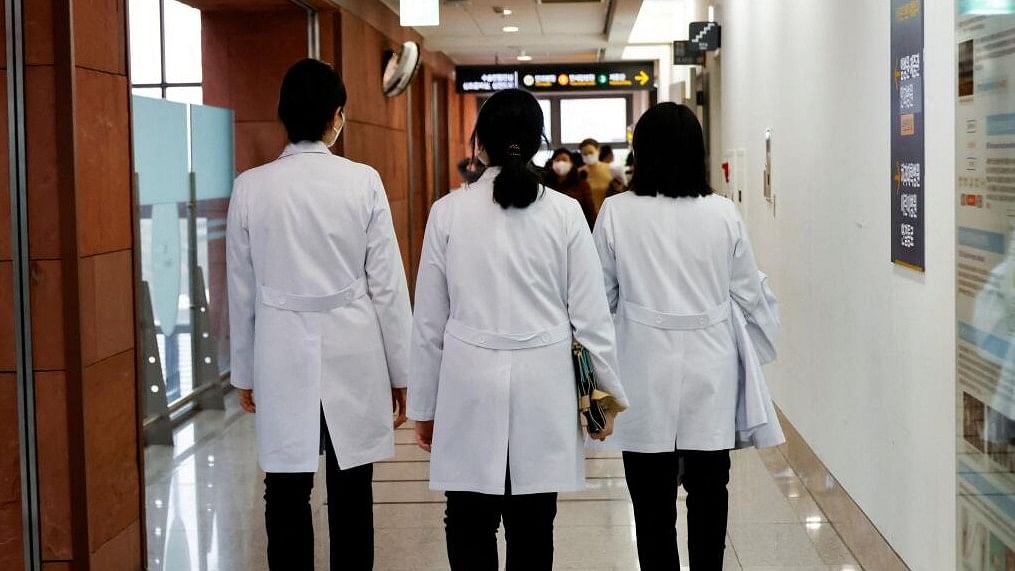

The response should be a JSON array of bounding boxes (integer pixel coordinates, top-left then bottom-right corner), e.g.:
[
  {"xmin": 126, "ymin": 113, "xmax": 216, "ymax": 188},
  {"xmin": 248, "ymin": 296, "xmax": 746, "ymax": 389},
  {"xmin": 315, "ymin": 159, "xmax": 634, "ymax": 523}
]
[
  {"xmin": 593, "ymin": 192, "xmax": 763, "ymax": 452},
  {"xmin": 227, "ymin": 141, "xmax": 412, "ymax": 473},
  {"xmin": 733, "ymin": 273, "xmax": 785, "ymax": 449},
  {"xmin": 408, "ymin": 168, "xmax": 629, "ymax": 495}
]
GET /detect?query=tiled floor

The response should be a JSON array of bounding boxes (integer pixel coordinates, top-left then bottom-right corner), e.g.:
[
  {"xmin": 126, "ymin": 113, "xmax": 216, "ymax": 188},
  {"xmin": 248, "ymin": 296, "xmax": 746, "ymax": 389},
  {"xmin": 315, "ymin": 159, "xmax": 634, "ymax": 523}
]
[{"xmin": 145, "ymin": 392, "xmax": 864, "ymax": 570}]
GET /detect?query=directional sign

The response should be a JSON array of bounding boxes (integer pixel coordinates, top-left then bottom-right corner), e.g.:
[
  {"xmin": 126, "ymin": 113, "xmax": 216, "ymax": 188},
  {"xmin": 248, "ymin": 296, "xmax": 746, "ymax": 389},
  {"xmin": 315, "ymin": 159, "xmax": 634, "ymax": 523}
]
[
  {"xmin": 689, "ymin": 21, "xmax": 721, "ymax": 51},
  {"xmin": 456, "ymin": 61, "xmax": 655, "ymax": 93},
  {"xmin": 673, "ymin": 41, "xmax": 705, "ymax": 65}
]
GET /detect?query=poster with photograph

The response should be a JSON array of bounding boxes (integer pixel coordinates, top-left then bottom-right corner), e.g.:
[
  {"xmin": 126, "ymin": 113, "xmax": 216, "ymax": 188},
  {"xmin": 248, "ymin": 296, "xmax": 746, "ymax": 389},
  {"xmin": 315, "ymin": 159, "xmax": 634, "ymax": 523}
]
[{"xmin": 956, "ymin": 6, "xmax": 1015, "ymax": 570}]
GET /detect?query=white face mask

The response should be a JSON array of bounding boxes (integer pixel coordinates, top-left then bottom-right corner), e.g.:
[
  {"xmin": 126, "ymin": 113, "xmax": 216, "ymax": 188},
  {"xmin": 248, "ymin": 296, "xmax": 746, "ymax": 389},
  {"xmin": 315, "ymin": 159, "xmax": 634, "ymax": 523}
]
[
  {"xmin": 552, "ymin": 161, "xmax": 573, "ymax": 176},
  {"xmin": 324, "ymin": 111, "xmax": 345, "ymax": 147},
  {"xmin": 582, "ymin": 153, "xmax": 599, "ymax": 166}
]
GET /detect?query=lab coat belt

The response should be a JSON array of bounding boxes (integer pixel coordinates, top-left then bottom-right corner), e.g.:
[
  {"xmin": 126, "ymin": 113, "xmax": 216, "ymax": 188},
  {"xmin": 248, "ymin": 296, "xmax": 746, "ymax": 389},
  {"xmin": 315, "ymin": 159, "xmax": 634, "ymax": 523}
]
[
  {"xmin": 257, "ymin": 278, "xmax": 367, "ymax": 312},
  {"xmin": 445, "ymin": 319, "xmax": 571, "ymax": 350},
  {"xmin": 620, "ymin": 300, "xmax": 730, "ymax": 330}
]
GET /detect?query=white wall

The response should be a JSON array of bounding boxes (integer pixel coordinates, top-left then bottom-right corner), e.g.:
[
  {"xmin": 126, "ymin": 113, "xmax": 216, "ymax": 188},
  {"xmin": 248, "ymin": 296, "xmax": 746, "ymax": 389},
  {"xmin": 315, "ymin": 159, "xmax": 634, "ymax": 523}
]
[{"xmin": 718, "ymin": 1, "xmax": 955, "ymax": 569}]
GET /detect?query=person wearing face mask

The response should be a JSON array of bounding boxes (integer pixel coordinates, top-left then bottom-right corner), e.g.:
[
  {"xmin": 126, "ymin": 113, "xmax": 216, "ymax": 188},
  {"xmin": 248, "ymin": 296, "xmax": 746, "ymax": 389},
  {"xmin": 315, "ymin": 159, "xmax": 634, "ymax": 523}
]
[
  {"xmin": 578, "ymin": 138, "xmax": 614, "ymax": 214},
  {"xmin": 227, "ymin": 58, "xmax": 412, "ymax": 571},
  {"xmin": 543, "ymin": 148, "xmax": 596, "ymax": 229}
]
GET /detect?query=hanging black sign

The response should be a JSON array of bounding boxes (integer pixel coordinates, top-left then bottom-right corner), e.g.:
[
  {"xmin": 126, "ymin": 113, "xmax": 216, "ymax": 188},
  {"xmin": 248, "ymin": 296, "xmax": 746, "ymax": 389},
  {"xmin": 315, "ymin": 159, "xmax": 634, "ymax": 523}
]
[
  {"xmin": 689, "ymin": 22, "xmax": 721, "ymax": 51},
  {"xmin": 890, "ymin": 0, "xmax": 925, "ymax": 271},
  {"xmin": 673, "ymin": 41, "xmax": 705, "ymax": 65},
  {"xmin": 455, "ymin": 61, "xmax": 654, "ymax": 94}
]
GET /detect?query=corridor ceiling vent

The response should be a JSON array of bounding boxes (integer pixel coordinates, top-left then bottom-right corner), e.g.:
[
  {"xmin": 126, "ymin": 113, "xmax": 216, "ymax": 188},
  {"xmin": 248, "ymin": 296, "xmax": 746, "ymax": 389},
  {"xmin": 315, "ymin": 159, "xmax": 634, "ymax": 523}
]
[{"xmin": 382, "ymin": 41, "xmax": 422, "ymax": 96}]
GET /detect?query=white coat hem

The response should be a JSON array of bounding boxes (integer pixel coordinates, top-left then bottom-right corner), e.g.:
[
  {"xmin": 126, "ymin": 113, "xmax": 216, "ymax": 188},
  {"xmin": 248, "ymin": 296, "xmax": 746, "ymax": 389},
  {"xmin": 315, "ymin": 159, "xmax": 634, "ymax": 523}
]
[
  {"xmin": 407, "ymin": 409, "xmax": 435, "ymax": 421},
  {"xmin": 429, "ymin": 480, "xmax": 585, "ymax": 495},
  {"xmin": 609, "ymin": 438, "xmax": 735, "ymax": 454},
  {"xmin": 336, "ymin": 441, "xmax": 395, "ymax": 470}
]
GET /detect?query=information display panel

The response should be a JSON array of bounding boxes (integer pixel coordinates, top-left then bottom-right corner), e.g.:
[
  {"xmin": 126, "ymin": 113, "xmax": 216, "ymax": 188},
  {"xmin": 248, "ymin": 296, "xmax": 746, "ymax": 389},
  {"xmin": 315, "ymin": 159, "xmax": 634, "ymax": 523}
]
[
  {"xmin": 455, "ymin": 61, "xmax": 654, "ymax": 94},
  {"xmin": 956, "ymin": 5, "xmax": 1015, "ymax": 569}
]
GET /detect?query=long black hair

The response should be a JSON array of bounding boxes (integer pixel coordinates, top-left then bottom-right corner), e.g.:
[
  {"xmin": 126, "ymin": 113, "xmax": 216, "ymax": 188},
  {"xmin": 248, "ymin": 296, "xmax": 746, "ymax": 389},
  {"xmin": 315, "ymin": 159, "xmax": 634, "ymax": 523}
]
[
  {"xmin": 473, "ymin": 89, "xmax": 545, "ymax": 209},
  {"xmin": 628, "ymin": 102, "xmax": 712, "ymax": 198},
  {"xmin": 543, "ymin": 147, "xmax": 581, "ymax": 189}
]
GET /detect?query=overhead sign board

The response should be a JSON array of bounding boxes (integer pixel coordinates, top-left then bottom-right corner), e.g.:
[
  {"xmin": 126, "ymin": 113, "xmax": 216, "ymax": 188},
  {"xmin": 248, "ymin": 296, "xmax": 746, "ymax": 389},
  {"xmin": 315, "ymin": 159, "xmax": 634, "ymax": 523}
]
[
  {"xmin": 673, "ymin": 41, "xmax": 705, "ymax": 65},
  {"xmin": 455, "ymin": 61, "xmax": 655, "ymax": 94},
  {"xmin": 689, "ymin": 21, "xmax": 721, "ymax": 51}
]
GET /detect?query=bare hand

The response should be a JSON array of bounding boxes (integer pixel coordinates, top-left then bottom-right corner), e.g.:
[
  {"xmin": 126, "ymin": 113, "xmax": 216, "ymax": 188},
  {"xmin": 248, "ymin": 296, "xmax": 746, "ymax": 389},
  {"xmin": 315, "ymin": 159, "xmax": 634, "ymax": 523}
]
[
  {"xmin": 415, "ymin": 420, "xmax": 434, "ymax": 452},
  {"xmin": 238, "ymin": 389, "xmax": 256, "ymax": 413},
  {"xmin": 392, "ymin": 388, "xmax": 408, "ymax": 429},
  {"xmin": 589, "ymin": 411, "xmax": 617, "ymax": 442}
]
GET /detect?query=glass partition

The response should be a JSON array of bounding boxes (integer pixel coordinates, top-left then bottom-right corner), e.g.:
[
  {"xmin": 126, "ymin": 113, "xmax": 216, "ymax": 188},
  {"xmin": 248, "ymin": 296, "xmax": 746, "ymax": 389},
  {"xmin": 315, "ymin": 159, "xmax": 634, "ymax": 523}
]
[
  {"xmin": 956, "ymin": 5, "xmax": 1015, "ymax": 569},
  {"xmin": 133, "ymin": 95, "xmax": 235, "ymax": 430}
]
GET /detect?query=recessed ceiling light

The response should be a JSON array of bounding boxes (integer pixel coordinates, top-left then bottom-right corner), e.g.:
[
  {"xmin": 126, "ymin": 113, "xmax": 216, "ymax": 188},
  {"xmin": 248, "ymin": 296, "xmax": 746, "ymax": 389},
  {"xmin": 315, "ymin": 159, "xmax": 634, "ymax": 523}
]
[
  {"xmin": 503, "ymin": 25, "xmax": 520, "ymax": 33},
  {"xmin": 503, "ymin": 8, "xmax": 513, "ymax": 15},
  {"xmin": 517, "ymin": 53, "xmax": 532, "ymax": 61}
]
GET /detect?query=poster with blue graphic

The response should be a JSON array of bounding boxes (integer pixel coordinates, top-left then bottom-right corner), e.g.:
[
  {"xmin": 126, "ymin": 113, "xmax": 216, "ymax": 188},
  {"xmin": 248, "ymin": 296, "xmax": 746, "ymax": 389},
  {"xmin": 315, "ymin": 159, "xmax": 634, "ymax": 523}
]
[{"xmin": 891, "ymin": 0, "xmax": 925, "ymax": 271}]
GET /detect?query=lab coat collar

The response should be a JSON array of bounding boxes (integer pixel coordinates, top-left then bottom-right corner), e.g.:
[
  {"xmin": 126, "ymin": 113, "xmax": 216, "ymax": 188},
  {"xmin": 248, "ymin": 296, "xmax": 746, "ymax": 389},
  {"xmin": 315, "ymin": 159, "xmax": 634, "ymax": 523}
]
[
  {"xmin": 477, "ymin": 166, "xmax": 501, "ymax": 183},
  {"xmin": 279, "ymin": 140, "xmax": 332, "ymax": 159}
]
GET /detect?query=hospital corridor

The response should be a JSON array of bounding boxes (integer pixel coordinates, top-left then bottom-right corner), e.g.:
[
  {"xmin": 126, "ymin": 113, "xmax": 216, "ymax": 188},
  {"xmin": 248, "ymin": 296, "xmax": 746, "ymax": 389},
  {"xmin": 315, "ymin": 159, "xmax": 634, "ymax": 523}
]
[{"xmin": 0, "ymin": 0, "xmax": 1002, "ymax": 570}]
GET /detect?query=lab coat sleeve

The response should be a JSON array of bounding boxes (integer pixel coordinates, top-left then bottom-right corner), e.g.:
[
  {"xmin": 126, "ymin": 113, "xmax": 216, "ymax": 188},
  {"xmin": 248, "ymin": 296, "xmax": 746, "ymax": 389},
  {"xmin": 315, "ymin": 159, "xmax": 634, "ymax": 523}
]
[
  {"xmin": 226, "ymin": 178, "xmax": 256, "ymax": 390},
  {"xmin": 592, "ymin": 199, "xmax": 620, "ymax": 314},
  {"xmin": 729, "ymin": 203, "xmax": 763, "ymax": 314},
  {"xmin": 567, "ymin": 203, "xmax": 629, "ymax": 409},
  {"xmin": 364, "ymin": 172, "xmax": 414, "ymax": 389},
  {"xmin": 407, "ymin": 200, "xmax": 451, "ymax": 421}
]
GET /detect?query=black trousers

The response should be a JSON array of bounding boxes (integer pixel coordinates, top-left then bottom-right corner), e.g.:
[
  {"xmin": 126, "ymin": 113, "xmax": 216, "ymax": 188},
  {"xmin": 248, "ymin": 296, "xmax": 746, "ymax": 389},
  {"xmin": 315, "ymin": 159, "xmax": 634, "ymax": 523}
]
[
  {"xmin": 263, "ymin": 417, "xmax": 374, "ymax": 571},
  {"xmin": 444, "ymin": 473, "xmax": 558, "ymax": 571},
  {"xmin": 623, "ymin": 449, "xmax": 731, "ymax": 571}
]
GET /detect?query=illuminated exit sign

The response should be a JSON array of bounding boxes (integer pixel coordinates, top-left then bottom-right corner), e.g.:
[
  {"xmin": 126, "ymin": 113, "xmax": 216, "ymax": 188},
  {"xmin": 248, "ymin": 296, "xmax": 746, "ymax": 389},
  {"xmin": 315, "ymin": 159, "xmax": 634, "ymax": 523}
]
[{"xmin": 455, "ymin": 61, "xmax": 655, "ymax": 94}]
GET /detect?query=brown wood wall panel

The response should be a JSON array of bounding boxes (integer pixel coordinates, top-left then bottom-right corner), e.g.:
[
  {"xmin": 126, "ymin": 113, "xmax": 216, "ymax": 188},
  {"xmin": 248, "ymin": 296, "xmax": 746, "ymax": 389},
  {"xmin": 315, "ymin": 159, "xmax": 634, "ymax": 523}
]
[
  {"xmin": 340, "ymin": 11, "xmax": 407, "ymax": 131},
  {"xmin": 0, "ymin": 372, "xmax": 24, "ymax": 571},
  {"xmin": 34, "ymin": 371, "xmax": 72, "ymax": 560},
  {"xmin": 201, "ymin": 8, "xmax": 306, "ymax": 123},
  {"xmin": 17, "ymin": 0, "xmax": 142, "ymax": 566}
]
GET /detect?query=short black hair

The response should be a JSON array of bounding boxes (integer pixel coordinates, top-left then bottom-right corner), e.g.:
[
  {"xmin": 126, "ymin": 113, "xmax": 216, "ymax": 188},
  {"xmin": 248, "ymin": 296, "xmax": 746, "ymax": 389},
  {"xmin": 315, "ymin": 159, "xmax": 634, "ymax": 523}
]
[
  {"xmin": 599, "ymin": 144, "xmax": 614, "ymax": 161},
  {"xmin": 278, "ymin": 58, "xmax": 348, "ymax": 144},
  {"xmin": 628, "ymin": 102, "xmax": 711, "ymax": 198},
  {"xmin": 579, "ymin": 138, "xmax": 600, "ymax": 150}
]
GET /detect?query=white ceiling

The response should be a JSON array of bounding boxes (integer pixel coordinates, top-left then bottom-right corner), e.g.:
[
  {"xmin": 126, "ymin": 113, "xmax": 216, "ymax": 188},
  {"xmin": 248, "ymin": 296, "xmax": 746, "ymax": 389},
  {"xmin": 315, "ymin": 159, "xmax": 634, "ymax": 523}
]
[{"xmin": 380, "ymin": 0, "xmax": 646, "ymax": 64}]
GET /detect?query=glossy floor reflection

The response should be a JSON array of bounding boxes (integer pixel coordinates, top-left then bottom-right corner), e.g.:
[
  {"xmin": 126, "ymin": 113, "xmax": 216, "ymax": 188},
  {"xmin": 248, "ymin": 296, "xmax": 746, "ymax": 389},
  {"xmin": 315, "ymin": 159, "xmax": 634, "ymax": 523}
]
[{"xmin": 146, "ymin": 393, "xmax": 864, "ymax": 570}]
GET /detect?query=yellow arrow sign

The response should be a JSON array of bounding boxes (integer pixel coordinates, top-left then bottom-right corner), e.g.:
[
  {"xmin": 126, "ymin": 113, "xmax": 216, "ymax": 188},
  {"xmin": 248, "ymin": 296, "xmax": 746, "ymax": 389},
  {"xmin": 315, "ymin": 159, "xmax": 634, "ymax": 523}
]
[{"xmin": 635, "ymin": 70, "xmax": 650, "ymax": 86}]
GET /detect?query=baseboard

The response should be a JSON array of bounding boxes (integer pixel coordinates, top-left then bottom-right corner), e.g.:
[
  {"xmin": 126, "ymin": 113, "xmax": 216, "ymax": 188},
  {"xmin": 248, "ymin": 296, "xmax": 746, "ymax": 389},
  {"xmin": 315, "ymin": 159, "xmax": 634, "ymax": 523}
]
[{"xmin": 759, "ymin": 407, "xmax": 911, "ymax": 571}]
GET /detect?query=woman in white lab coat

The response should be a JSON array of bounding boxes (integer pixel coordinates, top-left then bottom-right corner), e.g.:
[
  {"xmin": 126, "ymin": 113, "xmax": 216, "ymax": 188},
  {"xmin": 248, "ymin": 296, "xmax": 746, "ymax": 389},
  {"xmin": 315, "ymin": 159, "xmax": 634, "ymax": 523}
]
[
  {"xmin": 408, "ymin": 89, "xmax": 628, "ymax": 571},
  {"xmin": 593, "ymin": 102, "xmax": 763, "ymax": 570},
  {"xmin": 227, "ymin": 59, "xmax": 412, "ymax": 571}
]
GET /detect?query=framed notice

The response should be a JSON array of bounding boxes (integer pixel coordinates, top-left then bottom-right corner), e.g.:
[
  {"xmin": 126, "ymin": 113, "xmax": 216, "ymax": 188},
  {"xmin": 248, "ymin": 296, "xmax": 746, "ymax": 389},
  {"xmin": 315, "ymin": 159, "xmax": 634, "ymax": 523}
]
[{"xmin": 890, "ymin": 0, "xmax": 925, "ymax": 271}]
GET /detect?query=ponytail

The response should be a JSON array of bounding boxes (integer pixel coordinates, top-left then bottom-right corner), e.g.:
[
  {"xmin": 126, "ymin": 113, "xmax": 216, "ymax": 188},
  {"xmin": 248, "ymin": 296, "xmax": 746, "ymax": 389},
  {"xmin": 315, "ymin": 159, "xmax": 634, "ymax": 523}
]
[
  {"xmin": 493, "ymin": 145, "xmax": 540, "ymax": 209},
  {"xmin": 472, "ymin": 89, "xmax": 545, "ymax": 210}
]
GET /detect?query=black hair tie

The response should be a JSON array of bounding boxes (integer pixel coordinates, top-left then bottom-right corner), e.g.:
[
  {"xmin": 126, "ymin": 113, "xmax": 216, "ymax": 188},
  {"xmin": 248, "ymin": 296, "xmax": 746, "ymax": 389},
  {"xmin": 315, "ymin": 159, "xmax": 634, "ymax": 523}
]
[{"xmin": 507, "ymin": 144, "xmax": 522, "ymax": 157}]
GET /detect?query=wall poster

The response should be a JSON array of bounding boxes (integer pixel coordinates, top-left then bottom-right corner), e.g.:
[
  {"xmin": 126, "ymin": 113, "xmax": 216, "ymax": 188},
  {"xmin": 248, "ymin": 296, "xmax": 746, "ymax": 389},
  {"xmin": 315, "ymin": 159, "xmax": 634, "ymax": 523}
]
[
  {"xmin": 892, "ymin": 0, "xmax": 926, "ymax": 271},
  {"xmin": 956, "ymin": 4, "xmax": 1015, "ymax": 570}
]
